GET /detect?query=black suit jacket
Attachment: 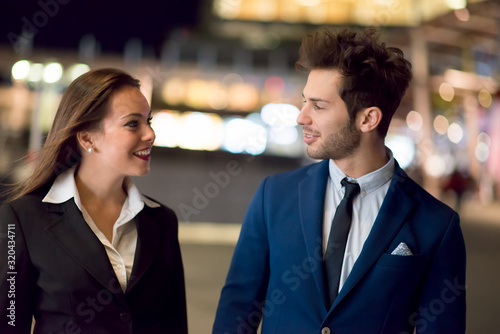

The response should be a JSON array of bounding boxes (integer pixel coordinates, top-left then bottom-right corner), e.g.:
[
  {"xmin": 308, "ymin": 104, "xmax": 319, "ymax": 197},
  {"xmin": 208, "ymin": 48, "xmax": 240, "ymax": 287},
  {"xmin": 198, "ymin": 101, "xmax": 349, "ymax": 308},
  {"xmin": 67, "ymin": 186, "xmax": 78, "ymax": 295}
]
[{"xmin": 0, "ymin": 190, "xmax": 187, "ymax": 334}]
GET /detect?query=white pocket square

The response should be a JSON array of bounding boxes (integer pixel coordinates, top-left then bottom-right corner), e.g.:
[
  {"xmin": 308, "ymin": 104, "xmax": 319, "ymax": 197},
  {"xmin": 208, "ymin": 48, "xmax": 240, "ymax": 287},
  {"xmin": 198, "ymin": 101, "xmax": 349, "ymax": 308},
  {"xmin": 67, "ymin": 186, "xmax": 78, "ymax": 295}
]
[{"xmin": 391, "ymin": 242, "xmax": 413, "ymax": 256}]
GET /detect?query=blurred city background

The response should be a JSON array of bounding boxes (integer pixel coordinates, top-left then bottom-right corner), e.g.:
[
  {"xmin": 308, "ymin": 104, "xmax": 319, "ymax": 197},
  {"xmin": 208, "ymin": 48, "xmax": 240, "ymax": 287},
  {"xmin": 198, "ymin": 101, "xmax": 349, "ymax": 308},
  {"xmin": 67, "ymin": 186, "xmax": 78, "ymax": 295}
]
[{"xmin": 0, "ymin": 0, "xmax": 499, "ymax": 332}]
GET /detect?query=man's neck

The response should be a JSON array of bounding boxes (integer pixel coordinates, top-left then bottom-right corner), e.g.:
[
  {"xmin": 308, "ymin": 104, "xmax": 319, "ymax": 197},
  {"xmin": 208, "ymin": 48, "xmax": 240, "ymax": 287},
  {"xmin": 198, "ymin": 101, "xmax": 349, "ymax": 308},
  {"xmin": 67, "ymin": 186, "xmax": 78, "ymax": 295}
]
[{"xmin": 333, "ymin": 145, "xmax": 389, "ymax": 179}]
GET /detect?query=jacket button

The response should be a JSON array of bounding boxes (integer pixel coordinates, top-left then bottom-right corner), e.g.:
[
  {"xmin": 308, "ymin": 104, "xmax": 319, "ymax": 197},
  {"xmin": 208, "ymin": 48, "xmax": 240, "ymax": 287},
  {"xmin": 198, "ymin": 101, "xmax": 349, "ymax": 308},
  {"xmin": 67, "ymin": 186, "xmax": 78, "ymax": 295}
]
[
  {"xmin": 119, "ymin": 312, "xmax": 131, "ymax": 323},
  {"xmin": 321, "ymin": 327, "xmax": 331, "ymax": 334}
]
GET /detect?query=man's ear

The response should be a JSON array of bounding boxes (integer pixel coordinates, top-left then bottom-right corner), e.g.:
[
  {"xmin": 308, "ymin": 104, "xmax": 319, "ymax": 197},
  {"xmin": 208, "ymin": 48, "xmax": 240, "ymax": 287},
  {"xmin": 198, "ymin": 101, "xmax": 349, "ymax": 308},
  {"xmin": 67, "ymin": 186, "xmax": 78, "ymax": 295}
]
[
  {"xmin": 76, "ymin": 131, "xmax": 95, "ymax": 153},
  {"xmin": 358, "ymin": 107, "xmax": 382, "ymax": 133}
]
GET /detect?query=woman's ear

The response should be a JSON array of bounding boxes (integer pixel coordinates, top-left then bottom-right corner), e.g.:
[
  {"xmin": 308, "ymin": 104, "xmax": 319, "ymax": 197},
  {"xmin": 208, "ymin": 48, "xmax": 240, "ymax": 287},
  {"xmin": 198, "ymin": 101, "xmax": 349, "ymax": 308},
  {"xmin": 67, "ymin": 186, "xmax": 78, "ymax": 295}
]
[
  {"xmin": 76, "ymin": 131, "xmax": 94, "ymax": 153},
  {"xmin": 358, "ymin": 106, "xmax": 383, "ymax": 133}
]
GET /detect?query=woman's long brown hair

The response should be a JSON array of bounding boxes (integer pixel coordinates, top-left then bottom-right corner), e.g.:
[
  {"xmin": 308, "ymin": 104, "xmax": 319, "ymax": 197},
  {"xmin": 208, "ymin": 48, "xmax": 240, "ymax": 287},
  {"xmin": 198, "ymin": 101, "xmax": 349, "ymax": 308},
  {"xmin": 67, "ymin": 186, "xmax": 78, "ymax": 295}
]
[{"xmin": 6, "ymin": 68, "xmax": 140, "ymax": 202}]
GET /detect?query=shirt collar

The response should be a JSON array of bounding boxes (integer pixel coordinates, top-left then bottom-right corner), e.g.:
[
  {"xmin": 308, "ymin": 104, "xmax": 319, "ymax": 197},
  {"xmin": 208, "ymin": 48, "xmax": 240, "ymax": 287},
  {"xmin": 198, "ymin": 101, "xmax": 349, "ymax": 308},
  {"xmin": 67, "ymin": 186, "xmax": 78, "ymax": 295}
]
[
  {"xmin": 328, "ymin": 148, "xmax": 395, "ymax": 197},
  {"xmin": 42, "ymin": 167, "xmax": 160, "ymax": 209}
]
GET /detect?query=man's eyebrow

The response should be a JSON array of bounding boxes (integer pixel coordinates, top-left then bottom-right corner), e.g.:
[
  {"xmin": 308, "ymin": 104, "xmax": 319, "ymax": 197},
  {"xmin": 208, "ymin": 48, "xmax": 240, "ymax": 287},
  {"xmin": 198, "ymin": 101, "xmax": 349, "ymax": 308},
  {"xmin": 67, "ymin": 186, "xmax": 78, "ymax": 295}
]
[{"xmin": 302, "ymin": 93, "xmax": 329, "ymax": 103}]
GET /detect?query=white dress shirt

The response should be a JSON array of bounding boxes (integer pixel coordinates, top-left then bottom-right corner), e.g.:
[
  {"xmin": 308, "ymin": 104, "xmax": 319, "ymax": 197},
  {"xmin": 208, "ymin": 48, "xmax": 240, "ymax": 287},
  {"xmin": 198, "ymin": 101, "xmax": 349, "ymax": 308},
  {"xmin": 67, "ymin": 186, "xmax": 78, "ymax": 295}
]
[
  {"xmin": 323, "ymin": 150, "xmax": 395, "ymax": 293},
  {"xmin": 42, "ymin": 167, "xmax": 160, "ymax": 293}
]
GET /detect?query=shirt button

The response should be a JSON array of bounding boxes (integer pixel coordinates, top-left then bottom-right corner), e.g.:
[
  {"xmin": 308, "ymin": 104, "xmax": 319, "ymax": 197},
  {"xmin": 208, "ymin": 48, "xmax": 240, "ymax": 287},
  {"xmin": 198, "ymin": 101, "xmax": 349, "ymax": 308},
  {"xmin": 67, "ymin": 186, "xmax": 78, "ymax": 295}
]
[
  {"xmin": 120, "ymin": 312, "xmax": 131, "ymax": 323},
  {"xmin": 321, "ymin": 327, "xmax": 331, "ymax": 334}
]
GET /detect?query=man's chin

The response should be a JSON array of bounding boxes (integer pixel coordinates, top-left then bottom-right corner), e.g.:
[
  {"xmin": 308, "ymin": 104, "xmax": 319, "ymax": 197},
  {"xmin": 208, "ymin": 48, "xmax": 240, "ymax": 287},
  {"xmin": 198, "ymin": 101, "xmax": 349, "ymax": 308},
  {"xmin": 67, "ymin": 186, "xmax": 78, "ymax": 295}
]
[{"xmin": 306, "ymin": 147, "xmax": 327, "ymax": 160}]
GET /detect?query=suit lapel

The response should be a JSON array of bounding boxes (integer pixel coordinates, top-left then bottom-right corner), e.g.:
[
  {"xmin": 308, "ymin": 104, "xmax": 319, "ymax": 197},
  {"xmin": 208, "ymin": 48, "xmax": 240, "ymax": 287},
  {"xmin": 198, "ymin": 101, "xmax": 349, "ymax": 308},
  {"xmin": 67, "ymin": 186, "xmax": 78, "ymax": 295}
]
[
  {"xmin": 298, "ymin": 160, "xmax": 330, "ymax": 310},
  {"xmin": 126, "ymin": 207, "xmax": 161, "ymax": 293},
  {"xmin": 331, "ymin": 163, "xmax": 416, "ymax": 309},
  {"xmin": 44, "ymin": 201, "xmax": 125, "ymax": 303}
]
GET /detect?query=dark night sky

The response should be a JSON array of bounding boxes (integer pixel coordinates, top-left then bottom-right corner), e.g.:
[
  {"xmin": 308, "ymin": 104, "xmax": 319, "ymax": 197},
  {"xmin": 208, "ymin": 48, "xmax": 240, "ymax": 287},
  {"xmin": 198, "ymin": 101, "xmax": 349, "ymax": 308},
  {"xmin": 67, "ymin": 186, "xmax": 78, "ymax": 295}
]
[{"xmin": 0, "ymin": 0, "xmax": 203, "ymax": 56}]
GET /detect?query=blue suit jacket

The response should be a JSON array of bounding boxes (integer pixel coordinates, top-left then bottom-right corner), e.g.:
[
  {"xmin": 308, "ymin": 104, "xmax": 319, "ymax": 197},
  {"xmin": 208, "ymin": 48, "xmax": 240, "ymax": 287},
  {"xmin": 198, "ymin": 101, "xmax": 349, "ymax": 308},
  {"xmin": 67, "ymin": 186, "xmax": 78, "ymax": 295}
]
[{"xmin": 213, "ymin": 160, "xmax": 466, "ymax": 334}]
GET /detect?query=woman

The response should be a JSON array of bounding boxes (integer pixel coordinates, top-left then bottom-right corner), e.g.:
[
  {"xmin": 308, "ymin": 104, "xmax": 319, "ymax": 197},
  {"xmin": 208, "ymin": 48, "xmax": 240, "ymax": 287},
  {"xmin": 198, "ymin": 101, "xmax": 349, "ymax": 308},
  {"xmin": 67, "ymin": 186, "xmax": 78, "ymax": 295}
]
[{"xmin": 0, "ymin": 68, "xmax": 188, "ymax": 333}]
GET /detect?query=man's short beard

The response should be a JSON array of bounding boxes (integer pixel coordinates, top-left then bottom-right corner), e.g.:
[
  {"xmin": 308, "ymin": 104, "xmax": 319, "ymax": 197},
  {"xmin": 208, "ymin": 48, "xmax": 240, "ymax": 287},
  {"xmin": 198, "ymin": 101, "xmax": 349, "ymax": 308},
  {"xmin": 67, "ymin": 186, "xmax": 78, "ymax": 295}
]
[{"xmin": 306, "ymin": 117, "xmax": 361, "ymax": 160}]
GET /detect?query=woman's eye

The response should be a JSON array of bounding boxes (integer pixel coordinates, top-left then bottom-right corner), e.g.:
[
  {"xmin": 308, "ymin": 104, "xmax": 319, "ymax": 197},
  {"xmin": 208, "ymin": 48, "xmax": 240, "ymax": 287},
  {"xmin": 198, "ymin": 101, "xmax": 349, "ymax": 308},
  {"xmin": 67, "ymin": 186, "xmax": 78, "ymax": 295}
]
[
  {"xmin": 125, "ymin": 120, "xmax": 138, "ymax": 128},
  {"xmin": 147, "ymin": 117, "xmax": 153, "ymax": 126}
]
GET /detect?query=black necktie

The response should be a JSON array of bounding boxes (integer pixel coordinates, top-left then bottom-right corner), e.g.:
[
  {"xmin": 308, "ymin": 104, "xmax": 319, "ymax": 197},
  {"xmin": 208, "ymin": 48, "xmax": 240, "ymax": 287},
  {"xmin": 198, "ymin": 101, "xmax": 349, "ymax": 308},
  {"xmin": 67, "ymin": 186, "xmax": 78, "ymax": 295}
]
[{"xmin": 324, "ymin": 177, "xmax": 360, "ymax": 306}]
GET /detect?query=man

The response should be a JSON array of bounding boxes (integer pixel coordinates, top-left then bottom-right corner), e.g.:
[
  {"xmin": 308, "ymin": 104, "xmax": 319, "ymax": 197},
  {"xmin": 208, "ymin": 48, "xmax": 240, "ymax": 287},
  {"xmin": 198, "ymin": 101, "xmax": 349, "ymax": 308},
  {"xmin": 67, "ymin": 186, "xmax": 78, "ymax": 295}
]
[{"xmin": 213, "ymin": 27, "xmax": 466, "ymax": 334}]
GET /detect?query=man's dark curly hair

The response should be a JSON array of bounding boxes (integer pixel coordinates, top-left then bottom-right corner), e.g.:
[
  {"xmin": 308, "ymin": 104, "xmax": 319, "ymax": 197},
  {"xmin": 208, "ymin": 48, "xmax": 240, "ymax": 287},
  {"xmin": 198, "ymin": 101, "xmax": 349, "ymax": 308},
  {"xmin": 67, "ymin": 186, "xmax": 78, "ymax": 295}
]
[{"xmin": 296, "ymin": 27, "xmax": 412, "ymax": 137}]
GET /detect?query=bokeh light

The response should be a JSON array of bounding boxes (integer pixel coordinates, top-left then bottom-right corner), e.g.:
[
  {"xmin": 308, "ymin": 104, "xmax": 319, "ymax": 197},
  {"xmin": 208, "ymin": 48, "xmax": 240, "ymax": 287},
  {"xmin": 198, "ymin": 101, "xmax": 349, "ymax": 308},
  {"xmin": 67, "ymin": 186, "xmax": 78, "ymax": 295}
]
[
  {"xmin": 162, "ymin": 77, "xmax": 187, "ymax": 106},
  {"xmin": 264, "ymin": 76, "xmax": 286, "ymax": 95},
  {"xmin": 406, "ymin": 110, "xmax": 423, "ymax": 131},
  {"xmin": 424, "ymin": 154, "xmax": 447, "ymax": 177},
  {"xmin": 151, "ymin": 111, "xmax": 181, "ymax": 148},
  {"xmin": 27, "ymin": 63, "xmax": 44, "ymax": 83},
  {"xmin": 178, "ymin": 112, "xmax": 223, "ymax": 151},
  {"xmin": 208, "ymin": 85, "xmax": 229, "ymax": 110},
  {"xmin": 439, "ymin": 82, "xmax": 455, "ymax": 102},
  {"xmin": 185, "ymin": 79, "xmax": 211, "ymax": 109},
  {"xmin": 447, "ymin": 122, "xmax": 464, "ymax": 144},
  {"xmin": 475, "ymin": 132, "xmax": 491, "ymax": 163},
  {"xmin": 386, "ymin": 134, "xmax": 416, "ymax": 169},
  {"xmin": 445, "ymin": 0, "xmax": 466, "ymax": 10},
  {"xmin": 67, "ymin": 63, "xmax": 90, "ymax": 82},
  {"xmin": 433, "ymin": 115, "xmax": 450, "ymax": 135},
  {"xmin": 214, "ymin": 0, "xmax": 242, "ymax": 19},
  {"xmin": 261, "ymin": 103, "xmax": 300, "ymax": 127},
  {"xmin": 222, "ymin": 73, "xmax": 243, "ymax": 86},
  {"xmin": 223, "ymin": 118, "xmax": 267, "ymax": 155},
  {"xmin": 43, "ymin": 62, "xmax": 63, "ymax": 84},
  {"xmin": 476, "ymin": 142, "xmax": 490, "ymax": 163},
  {"xmin": 227, "ymin": 82, "xmax": 259, "ymax": 111},
  {"xmin": 478, "ymin": 89, "xmax": 492, "ymax": 108},
  {"xmin": 268, "ymin": 126, "xmax": 298, "ymax": 145},
  {"xmin": 295, "ymin": 0, "xmax": 322, "ymax": 6},
  {"xmin": 11, "ymin": 60, "xmax": 30, "ymax": 80}
]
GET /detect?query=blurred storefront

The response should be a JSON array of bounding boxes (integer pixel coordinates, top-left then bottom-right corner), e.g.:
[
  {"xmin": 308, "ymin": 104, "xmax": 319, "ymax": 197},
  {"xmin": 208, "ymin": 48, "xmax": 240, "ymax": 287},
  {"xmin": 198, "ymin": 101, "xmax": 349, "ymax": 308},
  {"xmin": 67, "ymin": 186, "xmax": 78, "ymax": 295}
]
[{"xmin": 0, "ymin": 0, "xmax": 499, "ymax": 219}]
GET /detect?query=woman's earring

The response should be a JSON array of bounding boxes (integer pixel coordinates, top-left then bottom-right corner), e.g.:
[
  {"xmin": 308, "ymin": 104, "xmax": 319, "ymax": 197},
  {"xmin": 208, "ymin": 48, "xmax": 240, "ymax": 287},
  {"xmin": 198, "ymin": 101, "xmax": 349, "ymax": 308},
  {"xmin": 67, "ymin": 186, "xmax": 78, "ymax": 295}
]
[{"xmin": 88, "ymin": 147, "xmax": 93, "ymax": 153}]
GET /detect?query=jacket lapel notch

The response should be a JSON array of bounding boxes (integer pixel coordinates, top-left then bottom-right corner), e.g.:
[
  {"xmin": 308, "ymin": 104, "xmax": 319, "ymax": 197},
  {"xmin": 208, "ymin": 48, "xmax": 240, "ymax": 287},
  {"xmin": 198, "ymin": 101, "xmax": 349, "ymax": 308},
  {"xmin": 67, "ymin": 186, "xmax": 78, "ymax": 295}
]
[{"xmin": 45, "ymin": 202, "xmax": 66, "ymax": 213}]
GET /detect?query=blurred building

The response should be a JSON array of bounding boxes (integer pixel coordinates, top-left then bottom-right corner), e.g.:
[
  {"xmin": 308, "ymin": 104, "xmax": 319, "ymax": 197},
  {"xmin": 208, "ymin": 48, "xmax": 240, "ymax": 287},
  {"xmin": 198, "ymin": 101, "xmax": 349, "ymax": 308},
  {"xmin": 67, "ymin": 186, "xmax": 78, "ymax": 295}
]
[{"xmin": 0, "ymin": 0, "xmax": 499, "ymax": 221}]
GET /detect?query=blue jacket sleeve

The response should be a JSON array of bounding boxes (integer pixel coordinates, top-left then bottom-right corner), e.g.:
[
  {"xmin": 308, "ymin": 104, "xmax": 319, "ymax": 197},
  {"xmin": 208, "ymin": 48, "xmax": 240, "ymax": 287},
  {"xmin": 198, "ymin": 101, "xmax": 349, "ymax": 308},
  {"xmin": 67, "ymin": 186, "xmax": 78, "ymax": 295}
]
[
  {"xmin": 212, "ymin": 178, "xmax": 270, "ymax": 334},
  {"xmin": 412, "ymin": 212, "xmax": 466, "ymax": 333}
]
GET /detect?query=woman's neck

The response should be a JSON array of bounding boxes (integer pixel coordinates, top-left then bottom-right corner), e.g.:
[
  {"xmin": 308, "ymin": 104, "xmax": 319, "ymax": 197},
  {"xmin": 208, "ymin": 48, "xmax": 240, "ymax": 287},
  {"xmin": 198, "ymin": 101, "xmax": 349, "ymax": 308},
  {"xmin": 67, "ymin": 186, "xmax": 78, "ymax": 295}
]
[{"xmin": 75, "ymin": 163, "xmax": 127, "ymax": 206}]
